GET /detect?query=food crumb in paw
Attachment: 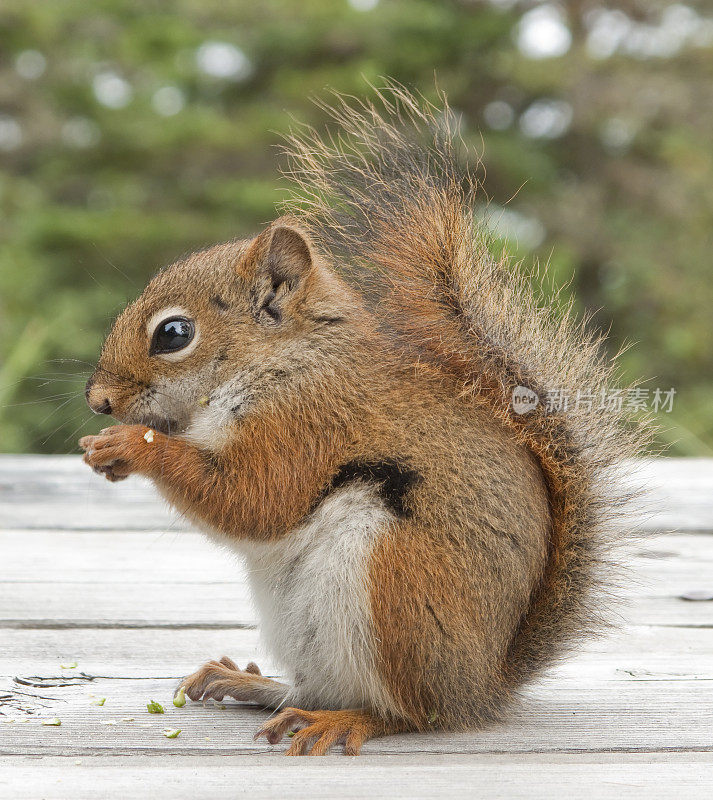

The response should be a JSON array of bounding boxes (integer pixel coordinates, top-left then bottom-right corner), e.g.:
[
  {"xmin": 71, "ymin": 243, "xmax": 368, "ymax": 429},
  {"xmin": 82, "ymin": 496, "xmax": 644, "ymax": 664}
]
[
  {"xmin": 143, "ymin": 429, "xmax": 155, "ymax": 443},
  {"xmin": 198, "ymin": 395, "xmax": 210, "ymax": 407},
  {"xmin": 146, "ymin": 700, "xmax": 164, "ymax": 714},
  {"xmin": 173, "ymin": 688, "xmax": 186, "ymax": 707},
  {"xmin": 163, "ymin": 728, "xmax": 181, "ymax": 739}
]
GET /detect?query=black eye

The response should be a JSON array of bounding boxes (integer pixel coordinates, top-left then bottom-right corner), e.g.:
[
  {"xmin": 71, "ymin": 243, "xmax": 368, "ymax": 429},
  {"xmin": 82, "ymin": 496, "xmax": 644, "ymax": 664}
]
[{"xmin": 150, "ymin": 317, "xmax": 195, "ymax": 355}]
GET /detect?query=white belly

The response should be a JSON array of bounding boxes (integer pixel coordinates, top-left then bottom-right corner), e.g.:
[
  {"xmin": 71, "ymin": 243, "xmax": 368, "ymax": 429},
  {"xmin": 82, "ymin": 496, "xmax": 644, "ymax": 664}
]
[{"xmin": 235, "ymin": 483, "xmax": 397, "ymax": 715}]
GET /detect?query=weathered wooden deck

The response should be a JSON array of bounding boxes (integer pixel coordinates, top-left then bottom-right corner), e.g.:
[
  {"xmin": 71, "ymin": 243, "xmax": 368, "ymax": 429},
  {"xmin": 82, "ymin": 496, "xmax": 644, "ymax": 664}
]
[{"xmin": 1, "ymin": 456, "xmax": 712, "ymax": 797}]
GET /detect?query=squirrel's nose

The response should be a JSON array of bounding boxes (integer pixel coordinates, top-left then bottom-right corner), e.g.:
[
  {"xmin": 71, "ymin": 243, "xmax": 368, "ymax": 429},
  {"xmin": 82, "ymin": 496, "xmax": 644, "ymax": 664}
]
[
  {"xmin": 85, "ymin": 378, "xmax": 113, "ymax": 416},
  {"xmin": 92, "ymin": 398, "xmax": 113, "ymax": 415}
]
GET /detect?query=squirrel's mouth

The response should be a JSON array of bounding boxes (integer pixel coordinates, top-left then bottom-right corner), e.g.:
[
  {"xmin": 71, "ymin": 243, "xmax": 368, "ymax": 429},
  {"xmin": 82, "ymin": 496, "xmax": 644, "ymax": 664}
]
[{"xmin": 136, "ymin": 415, "xmax": 179, "ymax": 436}]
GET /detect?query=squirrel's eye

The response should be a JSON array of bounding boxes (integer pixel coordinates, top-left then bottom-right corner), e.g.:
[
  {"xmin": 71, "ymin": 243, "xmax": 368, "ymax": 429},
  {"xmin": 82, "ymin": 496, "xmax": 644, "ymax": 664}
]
[{"xmin": 150, "ymin": 317, "xmax": 195, "ymax": 355}]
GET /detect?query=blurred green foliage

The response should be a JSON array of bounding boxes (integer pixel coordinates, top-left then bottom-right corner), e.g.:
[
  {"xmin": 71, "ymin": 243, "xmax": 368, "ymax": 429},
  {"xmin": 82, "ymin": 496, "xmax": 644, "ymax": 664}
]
[{"xmin": 0, "ymin": 0, "xmax": 711, "ymax": 454}]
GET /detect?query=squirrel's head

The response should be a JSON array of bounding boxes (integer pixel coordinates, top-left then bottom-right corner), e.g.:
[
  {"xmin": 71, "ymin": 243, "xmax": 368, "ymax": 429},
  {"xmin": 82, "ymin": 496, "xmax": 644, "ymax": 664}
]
[{"xmin": 85, "ymin": 218, "xmax": 357, "ymax": 443}]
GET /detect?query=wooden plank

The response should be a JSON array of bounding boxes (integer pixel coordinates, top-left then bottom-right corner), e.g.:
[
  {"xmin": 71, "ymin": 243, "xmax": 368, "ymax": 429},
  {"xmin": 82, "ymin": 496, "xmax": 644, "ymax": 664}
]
[
  {"xmin": 4, "ymin": 589, "xmax": 703, "ymax": 632},
  {"xmin": 2, "ymin": 530, "xmax": 712, "ymax": 628},
  {"xmin": 627, "ymin": 458, "xmax": 713, "ymax": 532},
  {"xmin": 4, "ymin": 582, "xmax": 713, "ymax": 629},
  {"xmin": 0, "ymin": 456, "xmax": 184, "ymax": 531},
  {"xmin": 1, "ymin": 530, "xmax": 240, "ymax": 583},
  {"xmin": 3, "ymin": 528, "xmax": 713, "ymax": 578},
  {"xmin": 3, "ymin": 456, "xmax": 713, "ymax": 532},
  {"xmin": 0, "ymin": 627, "xmax": 269, "ymax": 679},
  {"xmin": 2, "ymin": 753, "xmax": 712, "ymax": 800},
  {"xmin": 0, "ymin": 504, "xmax": 188, "ymax": 532},
  {"xmin": 1, "ymin": 623, "xmax": 712, "ymax": 683},
  {"xmin": 1, "ymin": 625, "xmax": 713, "ymax": 757},
  {"xmin": 4, "ymin": 529, "xmax": 713, "ymax": 597},
  {"xmin": 2, "ymin": 675, "xmax": 713, "ymax": 756},
  {"xmin": 0, "ymin": 583, "xmax": 255, "ymax": 628}
]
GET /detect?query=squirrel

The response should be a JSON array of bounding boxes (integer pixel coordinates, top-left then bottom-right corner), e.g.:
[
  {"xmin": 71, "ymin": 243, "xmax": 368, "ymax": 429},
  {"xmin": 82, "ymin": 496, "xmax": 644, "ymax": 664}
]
[{"xmin": 79, "ymin": 86, "xmax": 649, "ymax": 756}]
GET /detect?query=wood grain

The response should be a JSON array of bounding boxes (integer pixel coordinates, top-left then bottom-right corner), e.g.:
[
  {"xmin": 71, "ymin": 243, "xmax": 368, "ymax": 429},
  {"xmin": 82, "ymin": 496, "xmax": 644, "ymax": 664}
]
[
  {"xmin": 2, "ymin": 456, "xmax": 713, "ymax": 796},
  {"xmin": 2, "ymin": 753, "xmax": 712, "ymax": 800}
]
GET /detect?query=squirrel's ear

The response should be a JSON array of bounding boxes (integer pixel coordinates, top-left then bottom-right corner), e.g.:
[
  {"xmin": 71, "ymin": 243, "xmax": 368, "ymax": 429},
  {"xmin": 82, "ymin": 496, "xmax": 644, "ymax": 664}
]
[{"xmin": 248, "ymin": 224, "xmax": 314, "ymax": 325}]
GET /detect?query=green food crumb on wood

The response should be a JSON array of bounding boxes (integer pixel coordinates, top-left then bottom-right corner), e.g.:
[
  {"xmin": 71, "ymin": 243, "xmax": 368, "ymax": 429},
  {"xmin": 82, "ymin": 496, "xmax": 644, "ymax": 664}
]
[{"xmin": 146, "ymin": 701, "xmax": 164, "ymax": 714}]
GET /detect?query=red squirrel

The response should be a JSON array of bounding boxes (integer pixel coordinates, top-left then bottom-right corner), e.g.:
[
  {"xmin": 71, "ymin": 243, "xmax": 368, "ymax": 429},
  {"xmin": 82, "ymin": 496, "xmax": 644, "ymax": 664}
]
[{"xmin": 79, "ymin": 86, "xmax": 649, "ymax": 755}]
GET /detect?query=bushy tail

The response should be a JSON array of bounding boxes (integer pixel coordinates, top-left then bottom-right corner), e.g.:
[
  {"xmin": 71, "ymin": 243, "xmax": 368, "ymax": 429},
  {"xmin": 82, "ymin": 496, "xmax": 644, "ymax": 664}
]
[{"xmin": 282, "ymin": 84, "xmax": 652, "ymax": 684}]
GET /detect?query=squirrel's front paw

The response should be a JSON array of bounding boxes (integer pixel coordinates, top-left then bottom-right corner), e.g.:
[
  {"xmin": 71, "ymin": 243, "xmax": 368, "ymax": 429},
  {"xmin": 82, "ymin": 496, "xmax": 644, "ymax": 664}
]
[{"xmin": 79, "ymin": 425, "xmax": 148, "ymax": 482}]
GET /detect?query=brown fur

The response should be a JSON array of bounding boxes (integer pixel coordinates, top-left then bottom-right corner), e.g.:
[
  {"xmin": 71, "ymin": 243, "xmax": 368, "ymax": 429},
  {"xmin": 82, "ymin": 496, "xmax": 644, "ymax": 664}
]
[
  {"xmin": 280, "ymin": 84, "xmax": 651, "ymax": 687},
  {"xmin": 80, "ymin": 85, "xmax": 650, "ymax": 755}
]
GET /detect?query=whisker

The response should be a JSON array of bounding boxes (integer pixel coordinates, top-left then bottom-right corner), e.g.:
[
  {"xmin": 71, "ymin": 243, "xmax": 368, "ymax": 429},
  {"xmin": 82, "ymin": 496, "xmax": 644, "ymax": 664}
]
[
  {"xmin": 40, "ymin": 408, "xmax": 88, "ymax": 448},
  {"xmin": 36, "ymin": 393, "xmax": 83, "ymax": 429},
  {"xmin": 91, "ymin": 241, "xmax": 138, "ymax": 289},
  {"xmin": 24, "ymin": 377, "xmax": 88, "ymax": 384},
  {"xmin": 83, "ymin": 267, "xmax": 109, "ymax": 292},
  {"xmin": 2, "ymin": 392, "xmax": 82, "ymax": 408},
  {"xmin": 61, "ymin": 415, "xmax": 98, "ymax": 449},
  {"xmin": 94, "ymin": 365, "xmax": 146, "ymax": 389},
  {"xmin": 46, "ymin": 358, "xmax": 97, "ymax": 367}
]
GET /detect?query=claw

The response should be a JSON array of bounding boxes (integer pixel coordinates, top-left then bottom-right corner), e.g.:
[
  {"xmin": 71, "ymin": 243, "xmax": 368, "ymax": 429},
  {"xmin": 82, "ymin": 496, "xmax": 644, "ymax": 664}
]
[
  {"xmin": 254, "ymin": 708, "xmax": 375, "ymax": 755},
  {"xmin": 218, "ymin": 655, "xmax": 238, "ymax": 671},
  {"xmin": 179, "ymin": 657, "xmax": 283, "ymax": 706},
  {"xmin": 254, "ymin": 708, "xmax": 309, "ymax": 745}
]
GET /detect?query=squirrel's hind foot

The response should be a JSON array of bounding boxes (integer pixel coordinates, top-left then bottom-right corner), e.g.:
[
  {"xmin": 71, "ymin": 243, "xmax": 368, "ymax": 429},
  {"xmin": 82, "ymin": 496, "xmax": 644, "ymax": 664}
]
[
  {"xmin": 178, "ymin": 656, "xmax": 288, "ymax": 708},
  {"xmin": 254, "ymin": 707, "xmax": 403, "ymax": 756}
]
